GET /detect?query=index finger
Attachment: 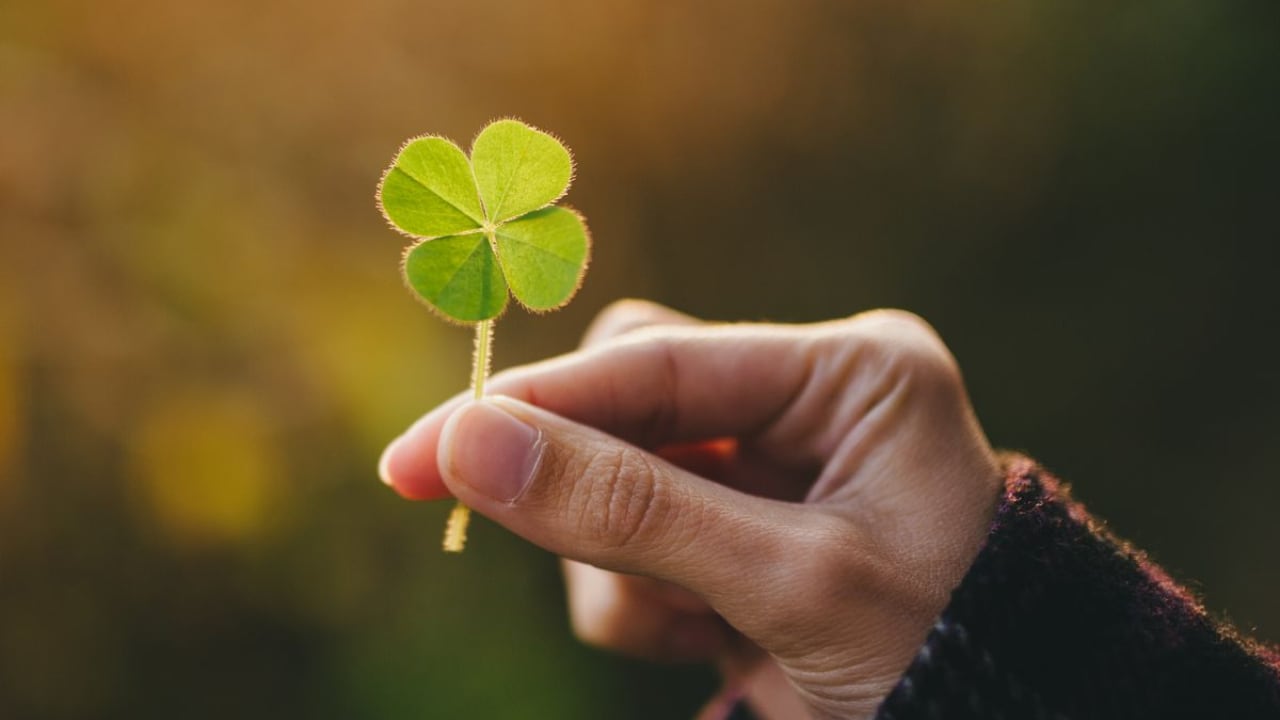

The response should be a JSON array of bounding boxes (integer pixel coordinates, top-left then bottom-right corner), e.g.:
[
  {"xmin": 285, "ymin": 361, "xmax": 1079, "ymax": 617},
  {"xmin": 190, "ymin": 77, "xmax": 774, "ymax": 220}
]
[{"xmin": 379, "ymin": 322, "xmax": 825, "ymax": 500}]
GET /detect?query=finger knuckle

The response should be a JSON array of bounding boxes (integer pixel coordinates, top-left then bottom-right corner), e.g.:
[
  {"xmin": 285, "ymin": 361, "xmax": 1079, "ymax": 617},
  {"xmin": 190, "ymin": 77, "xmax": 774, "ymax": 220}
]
[
  {"xmin": 587, "ymin": 299, "xmax": 667, "ymax": 341},
  {"xmin": 576, "ymin": 447, "xmax": 668, "ymax": 551},
  {"xmin": 597, "ymin": 298, "xmax": 658, "ymax": 324},
  {"xmin": 848, "ymin": 309, "xmax": 961, "ymax": 389}
]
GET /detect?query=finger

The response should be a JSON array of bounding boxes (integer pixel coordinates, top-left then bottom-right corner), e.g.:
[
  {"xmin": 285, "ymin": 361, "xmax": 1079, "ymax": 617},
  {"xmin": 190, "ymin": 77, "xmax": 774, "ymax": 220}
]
[
  {"xmin": 580, "ymin": 299, "xmax": 700, "ymax": 348},
  {"xmin": 435, "ymin": 396, "xmax": 822, "ymax": 617},
  {"xmin": 380, "ymin": 322, "xmax": 824, "ymax": 500},
  {"xmin": 562, "ymin": 559, "xmax": 725, "ymax": 662},
  {"xmin": 377, "ymin": 300, "xmax": 702, "ymax": 500},
  {"xmin": 471, "ymin": 323, "xmax": 819, "ymax": 446}
]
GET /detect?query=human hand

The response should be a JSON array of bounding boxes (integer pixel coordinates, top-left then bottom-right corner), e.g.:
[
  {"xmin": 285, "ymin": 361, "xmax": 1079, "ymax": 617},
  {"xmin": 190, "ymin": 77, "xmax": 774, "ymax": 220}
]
[{"xmin": 379, "ymin": 300, "xmax": 1002, "ymax": 719}]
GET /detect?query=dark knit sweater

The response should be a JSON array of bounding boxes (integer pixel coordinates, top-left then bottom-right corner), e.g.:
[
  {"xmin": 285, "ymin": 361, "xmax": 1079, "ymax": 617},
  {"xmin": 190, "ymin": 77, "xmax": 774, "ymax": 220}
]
[{"xmin": 872, "ymin": 456, "xmax": 1280, "ymax": 720}]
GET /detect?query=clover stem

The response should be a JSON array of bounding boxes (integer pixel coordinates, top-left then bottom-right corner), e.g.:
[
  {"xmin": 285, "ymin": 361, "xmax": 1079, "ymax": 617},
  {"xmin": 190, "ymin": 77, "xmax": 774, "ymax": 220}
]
[
  {"xmin": 443, "ymin": 317, "xmax": 494, "ymax": 553},
  {"xmin": 472, "ymin": 317, "xmax": 493, "ymax": 401},
  {"xmin": 443, "ymin": 503, "xmax": 471, "ymax": 553}
]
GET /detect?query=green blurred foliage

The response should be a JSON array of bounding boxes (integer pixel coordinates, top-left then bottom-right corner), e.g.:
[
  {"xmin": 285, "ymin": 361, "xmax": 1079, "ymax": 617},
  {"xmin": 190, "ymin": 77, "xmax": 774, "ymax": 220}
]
[{"xmin": 0, "ymin": 0, "xmax": 1276, "ymax": 717}]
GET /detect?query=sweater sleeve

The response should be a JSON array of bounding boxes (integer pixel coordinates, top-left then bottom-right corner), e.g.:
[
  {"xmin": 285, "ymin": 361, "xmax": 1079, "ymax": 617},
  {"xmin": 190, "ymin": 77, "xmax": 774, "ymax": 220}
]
[{"xmin": 873, "ymin": 455, "xmax": 1280, "ymax": 720}]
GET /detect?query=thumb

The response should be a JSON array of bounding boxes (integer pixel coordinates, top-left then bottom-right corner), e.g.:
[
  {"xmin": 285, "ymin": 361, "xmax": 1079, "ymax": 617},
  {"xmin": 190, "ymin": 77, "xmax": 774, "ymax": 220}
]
[{"xmin": 437, "ymin": 396, "xmax": 806, "ymax": 608}]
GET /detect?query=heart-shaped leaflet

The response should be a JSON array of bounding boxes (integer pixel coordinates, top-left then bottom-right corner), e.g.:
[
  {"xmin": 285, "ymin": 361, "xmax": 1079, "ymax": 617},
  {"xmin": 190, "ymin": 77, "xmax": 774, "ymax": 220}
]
[{"xmin": 378, "ymin": 119, "xmax": 590, "ymax": 323}]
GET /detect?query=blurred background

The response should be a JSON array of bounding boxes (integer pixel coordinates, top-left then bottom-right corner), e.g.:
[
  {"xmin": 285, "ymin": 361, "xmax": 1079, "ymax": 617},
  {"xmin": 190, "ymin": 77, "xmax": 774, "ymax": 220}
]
[{"xmin": 1, "ymin": 0, "xmax": 1277, "ymax": 717}]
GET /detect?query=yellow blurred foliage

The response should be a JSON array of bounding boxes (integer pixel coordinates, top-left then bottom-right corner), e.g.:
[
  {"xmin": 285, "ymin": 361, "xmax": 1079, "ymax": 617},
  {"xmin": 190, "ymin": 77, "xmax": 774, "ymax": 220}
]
[
  {"xmin": 128, "ymin": 387, "xmax": 284, "ymax": 546},
  {"xmin": 287, "ymin": 247, "xmax": 466, "ymax": 455}
]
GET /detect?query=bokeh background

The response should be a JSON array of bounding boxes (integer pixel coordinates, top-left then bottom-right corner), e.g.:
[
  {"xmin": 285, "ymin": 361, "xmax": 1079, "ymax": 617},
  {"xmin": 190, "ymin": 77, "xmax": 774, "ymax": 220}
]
[{"xmin": 2, "ymin": 0, "xmax": 1278, "ymax": 717}]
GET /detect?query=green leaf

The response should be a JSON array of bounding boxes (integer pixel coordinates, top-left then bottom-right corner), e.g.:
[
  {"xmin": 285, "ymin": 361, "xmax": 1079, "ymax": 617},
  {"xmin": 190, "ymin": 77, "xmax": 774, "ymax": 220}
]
[
  {"xmin": 495, "ymin": 207, "xmax": 589, "ymax": 311},
  {"xmin": 403, "ymin": 234, "xmax": 508, "ymax": 322},
  {"xmin": 471, "ymin": 120, "xmax": 572, "ymax": 224},
  {"xmin": 379, "ymin": 137, "xmax": 484, "ymax": 238}
]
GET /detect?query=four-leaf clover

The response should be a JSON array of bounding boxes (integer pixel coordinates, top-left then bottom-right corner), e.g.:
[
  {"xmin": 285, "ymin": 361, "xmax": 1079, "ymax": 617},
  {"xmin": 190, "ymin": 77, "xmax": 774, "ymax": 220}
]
[{"xmin": 377, "ymin": 119, "xmax": 590, "ymax": 323}]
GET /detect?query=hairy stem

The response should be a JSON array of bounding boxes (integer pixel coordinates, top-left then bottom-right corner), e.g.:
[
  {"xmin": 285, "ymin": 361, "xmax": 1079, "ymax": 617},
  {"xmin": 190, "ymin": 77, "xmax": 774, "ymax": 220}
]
[
  {"xmin": 443, "ymin": 504, "xmax": 471, "ymax": 553},
  {"xmin": 472, "ymin": 317, "xmax": 493, "ymax": 400},
  {"xmin": 444, "ymin": 318, "xmax": 494, "ymax": 553}
]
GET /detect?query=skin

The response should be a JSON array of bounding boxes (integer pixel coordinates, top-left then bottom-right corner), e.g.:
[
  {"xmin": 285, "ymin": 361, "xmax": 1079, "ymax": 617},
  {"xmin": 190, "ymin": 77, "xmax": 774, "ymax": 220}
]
[{"xmin": 379, "ymin": 300, "xmax": 1002, "ymax": 719}]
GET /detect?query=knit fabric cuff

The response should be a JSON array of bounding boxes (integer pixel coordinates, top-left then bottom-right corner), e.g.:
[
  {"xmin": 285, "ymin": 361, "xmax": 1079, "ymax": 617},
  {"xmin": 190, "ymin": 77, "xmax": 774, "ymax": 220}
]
[{"xmin": 873, "ymin": 455, "xmax": 1280, "ymax": 720}]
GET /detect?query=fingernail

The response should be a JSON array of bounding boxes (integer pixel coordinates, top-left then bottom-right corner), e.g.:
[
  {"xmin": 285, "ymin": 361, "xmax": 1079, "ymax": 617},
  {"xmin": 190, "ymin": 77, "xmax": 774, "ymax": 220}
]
[{"xmin": 440, "ymin": 399, "xmax": 543, "ymax": 502}]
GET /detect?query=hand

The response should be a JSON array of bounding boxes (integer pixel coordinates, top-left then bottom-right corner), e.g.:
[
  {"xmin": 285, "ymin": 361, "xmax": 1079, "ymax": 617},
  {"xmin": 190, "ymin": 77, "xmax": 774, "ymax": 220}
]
[{"xmin": 379, "ymin": 300, "xmax": 1002, "ymax": 719}]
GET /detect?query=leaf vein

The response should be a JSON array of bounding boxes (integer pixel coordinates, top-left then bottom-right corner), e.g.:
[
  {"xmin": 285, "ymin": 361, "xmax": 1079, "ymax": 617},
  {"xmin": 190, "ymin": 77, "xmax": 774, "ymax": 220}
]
[
  {"xmin": 393, "ymin": 167, "xmax": 483, "ymax": 226},
  {"xmin": 496, "ymin": 232, "xmax": 579, "ymax": 266},
  {"xmin": 488, "ymin": 133, "xmax": 532, "ymax": 221}
]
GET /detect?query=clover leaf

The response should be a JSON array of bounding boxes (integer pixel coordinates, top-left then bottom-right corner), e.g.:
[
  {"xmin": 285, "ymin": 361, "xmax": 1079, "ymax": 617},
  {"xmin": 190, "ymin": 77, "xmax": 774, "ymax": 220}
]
[
  {"xmin": 378, "ymin": 119, "xmax": 589, "ymax": 323},
  {"xmin": 375, "ymin": 119, "xmax": 592, "ymax": 552}
]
